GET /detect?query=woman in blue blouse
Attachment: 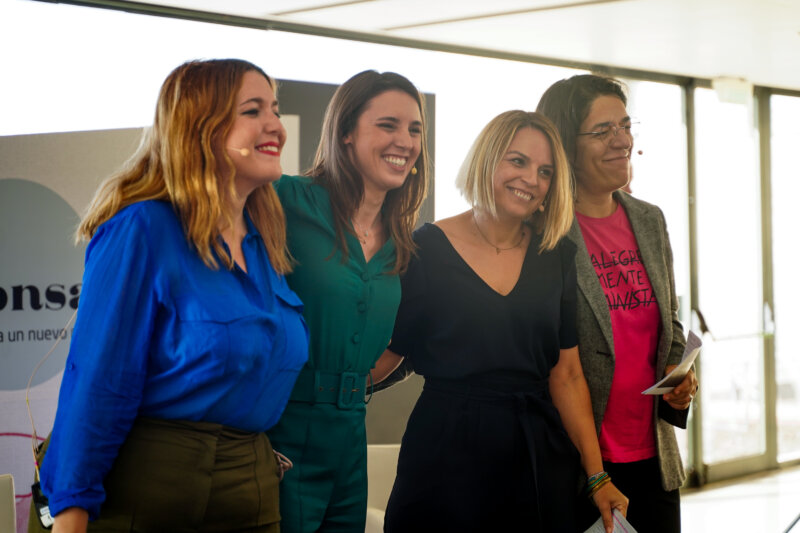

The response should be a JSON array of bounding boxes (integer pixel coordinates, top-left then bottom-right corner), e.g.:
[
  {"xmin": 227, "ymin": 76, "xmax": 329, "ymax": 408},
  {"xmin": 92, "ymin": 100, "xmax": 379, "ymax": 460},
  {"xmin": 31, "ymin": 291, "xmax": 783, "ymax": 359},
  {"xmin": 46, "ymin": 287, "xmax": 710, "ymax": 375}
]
[{"xmin": 39, "ymin": 59, "xmax": 308, "ymax": 533}]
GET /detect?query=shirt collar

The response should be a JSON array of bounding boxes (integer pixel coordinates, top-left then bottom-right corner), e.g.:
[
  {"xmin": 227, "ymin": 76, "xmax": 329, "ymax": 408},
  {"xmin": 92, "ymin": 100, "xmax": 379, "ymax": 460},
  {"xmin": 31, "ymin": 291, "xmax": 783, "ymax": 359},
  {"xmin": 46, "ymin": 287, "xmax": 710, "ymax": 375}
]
[{"xmin": 243, "ymin": 208, "xmax": 260, "ymax": 240}]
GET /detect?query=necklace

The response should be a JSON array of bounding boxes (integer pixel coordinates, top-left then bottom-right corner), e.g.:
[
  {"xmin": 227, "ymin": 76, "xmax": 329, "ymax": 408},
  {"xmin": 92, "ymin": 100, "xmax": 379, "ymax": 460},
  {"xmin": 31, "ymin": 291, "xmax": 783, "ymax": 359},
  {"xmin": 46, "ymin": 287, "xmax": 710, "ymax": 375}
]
[
  {"xmin": 472, "ymin": 211, "xmax": 525, "ymax": 254},
  {"xmin": 352, "ymin": 215, "xmax": 380, "ymax": 244}
]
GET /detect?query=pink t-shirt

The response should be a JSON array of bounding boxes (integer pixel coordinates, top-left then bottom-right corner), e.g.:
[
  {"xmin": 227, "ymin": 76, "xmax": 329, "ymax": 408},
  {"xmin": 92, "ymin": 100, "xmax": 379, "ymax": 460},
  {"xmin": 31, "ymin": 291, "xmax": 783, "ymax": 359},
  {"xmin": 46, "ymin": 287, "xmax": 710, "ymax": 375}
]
[{"xmin": 577, "ymin": 205, "xmax": 660, "ymax": 463}]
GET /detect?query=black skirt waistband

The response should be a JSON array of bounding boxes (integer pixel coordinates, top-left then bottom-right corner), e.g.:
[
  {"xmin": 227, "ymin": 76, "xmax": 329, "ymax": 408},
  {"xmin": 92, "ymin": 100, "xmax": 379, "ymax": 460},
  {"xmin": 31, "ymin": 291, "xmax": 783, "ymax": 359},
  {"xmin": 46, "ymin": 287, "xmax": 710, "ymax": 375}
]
[{"xmin": 424, "ymin": 375, "xmax": 549, "ymax": 401}]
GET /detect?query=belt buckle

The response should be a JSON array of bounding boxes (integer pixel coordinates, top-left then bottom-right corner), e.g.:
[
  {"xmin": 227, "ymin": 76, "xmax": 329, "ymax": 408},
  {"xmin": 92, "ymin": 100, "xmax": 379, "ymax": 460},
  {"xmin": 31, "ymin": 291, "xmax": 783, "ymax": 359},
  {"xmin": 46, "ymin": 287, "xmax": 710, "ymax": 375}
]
[{"xmin": 337, "ymin": 371, "xmax": 362, "ymax": 409}]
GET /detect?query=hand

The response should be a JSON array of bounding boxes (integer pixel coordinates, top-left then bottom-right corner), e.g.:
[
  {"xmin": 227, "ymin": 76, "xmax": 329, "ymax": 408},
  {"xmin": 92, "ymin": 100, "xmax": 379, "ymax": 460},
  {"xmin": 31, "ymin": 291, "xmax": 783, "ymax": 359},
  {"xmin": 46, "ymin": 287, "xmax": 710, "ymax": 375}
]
[
  {"xmin": 52, "ymin": 507, "xmax": 89, "ymax": 533},
  {"xmin": 662, "ymin": 366, "xmax": 698, "ymax": 410},
  {"xmin": 591, "ymin": 481, "xmax": 628, "ymax": 533}
]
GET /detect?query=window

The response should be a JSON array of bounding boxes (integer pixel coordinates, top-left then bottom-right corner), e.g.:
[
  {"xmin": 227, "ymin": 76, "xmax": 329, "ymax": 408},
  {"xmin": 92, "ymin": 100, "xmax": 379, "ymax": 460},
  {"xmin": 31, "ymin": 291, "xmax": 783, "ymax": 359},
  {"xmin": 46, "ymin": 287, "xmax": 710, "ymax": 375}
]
[
  {"xmin": 771, "ymin": 94, "xmax": 800, "ymax": 462},
  {"xmin": 694, "ymin": 88, "xmax": 764, "ymax": 464}
]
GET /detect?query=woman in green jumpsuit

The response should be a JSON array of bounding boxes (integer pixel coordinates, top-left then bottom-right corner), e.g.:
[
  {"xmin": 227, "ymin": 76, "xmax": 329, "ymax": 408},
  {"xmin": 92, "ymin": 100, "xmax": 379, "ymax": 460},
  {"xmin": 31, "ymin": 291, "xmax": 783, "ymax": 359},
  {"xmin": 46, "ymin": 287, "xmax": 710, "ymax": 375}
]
[{"xmin": 268, "ymin": 70, "xmax": 429, "ymax": 533}]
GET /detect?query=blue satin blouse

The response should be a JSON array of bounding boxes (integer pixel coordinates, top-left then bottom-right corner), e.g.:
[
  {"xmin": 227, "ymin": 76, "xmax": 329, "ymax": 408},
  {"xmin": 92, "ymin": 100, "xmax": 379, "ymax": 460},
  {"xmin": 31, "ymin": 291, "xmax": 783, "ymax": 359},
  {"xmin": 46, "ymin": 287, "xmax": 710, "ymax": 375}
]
[{"xmin": 40, "ymin": 200, "xmax": 308, "ymax": 519}]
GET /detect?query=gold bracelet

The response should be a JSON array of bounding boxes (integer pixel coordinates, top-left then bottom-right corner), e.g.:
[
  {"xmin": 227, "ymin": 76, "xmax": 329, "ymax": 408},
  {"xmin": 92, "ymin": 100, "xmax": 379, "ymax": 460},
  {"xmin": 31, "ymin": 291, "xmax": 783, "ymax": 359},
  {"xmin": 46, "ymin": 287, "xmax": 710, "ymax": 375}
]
[{"xmin": 587, "ymin": 476, "xmax": 611, "ymax": 498}]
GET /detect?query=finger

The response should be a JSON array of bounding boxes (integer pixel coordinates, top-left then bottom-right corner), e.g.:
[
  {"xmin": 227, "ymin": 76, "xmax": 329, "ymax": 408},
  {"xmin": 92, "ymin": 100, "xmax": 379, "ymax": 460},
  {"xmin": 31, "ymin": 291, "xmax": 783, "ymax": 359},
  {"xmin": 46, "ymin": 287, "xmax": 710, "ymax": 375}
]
[
  {"xmin": 673, "ymin": 374, "xmax": 694, "ymax": 394},
  {"xmin": 671, "ymin": 389, "xmax": 692, "ymax": 401},
  {"xmin": 600, "ymin": 506, "xmax": 614, "ymax": 533},
  {"xmin": 667, "ymin": 399, "xmax": 690, "ymax": 410}
]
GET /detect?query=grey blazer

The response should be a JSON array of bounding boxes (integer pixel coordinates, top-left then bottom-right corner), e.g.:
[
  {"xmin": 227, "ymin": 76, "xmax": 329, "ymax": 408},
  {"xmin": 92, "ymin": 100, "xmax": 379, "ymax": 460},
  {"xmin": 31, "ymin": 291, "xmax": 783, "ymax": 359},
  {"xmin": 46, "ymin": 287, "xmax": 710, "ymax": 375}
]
[{"xmin": 567, "ymin": 190, "xmax": 687, "ymax": 491}]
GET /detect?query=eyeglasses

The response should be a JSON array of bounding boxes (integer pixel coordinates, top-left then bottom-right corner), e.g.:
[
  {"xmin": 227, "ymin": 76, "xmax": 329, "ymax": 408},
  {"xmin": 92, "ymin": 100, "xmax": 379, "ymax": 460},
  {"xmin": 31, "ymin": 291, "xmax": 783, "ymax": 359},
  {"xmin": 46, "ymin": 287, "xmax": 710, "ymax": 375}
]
[{"xmin": 576, "ymin": 122, "xmax": 639, "ymax": 143}]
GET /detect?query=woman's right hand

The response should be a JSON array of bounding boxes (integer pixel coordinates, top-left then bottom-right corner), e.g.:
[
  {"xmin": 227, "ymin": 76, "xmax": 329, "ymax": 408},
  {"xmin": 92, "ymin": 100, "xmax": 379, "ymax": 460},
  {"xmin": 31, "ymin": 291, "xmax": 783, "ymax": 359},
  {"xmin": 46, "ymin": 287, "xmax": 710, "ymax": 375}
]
[
  {"xmin": 591, "ymin": 481, "xmax": 628, "ymax": 533},
  {"xmin": 52, "ymin": 507, "xmax": 89, "ymax": 533}
]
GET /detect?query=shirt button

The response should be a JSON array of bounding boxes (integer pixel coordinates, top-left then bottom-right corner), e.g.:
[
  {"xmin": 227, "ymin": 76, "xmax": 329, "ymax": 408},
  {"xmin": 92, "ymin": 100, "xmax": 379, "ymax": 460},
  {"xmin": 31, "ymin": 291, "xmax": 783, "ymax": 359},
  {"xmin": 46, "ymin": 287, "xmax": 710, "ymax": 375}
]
[
  {"xmin": 352, "ymin": 333, "xmax": 361, "ymax": 344},
  {"xmin": 361, "ymin": 272, "xmax": 370, "ymax": 281},
  {"xmin": 357, "ymin": 302, "xmax": 367, "ymax": 312}
]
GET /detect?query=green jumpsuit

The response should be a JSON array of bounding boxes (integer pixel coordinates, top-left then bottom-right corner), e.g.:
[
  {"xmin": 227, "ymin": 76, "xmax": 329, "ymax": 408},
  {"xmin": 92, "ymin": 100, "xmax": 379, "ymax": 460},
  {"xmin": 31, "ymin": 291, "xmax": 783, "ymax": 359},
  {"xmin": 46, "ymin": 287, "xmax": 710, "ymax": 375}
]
[{"xmin": 268, "ymin": 175, "xmax": 401, "ymax": 533}]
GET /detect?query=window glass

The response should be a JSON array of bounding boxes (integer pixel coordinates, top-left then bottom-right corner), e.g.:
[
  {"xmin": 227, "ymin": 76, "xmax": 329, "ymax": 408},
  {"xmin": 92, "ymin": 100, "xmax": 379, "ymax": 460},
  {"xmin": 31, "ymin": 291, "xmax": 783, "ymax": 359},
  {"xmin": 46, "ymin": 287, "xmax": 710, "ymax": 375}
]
[
  {"xmin": 694, "ymin": 88, "xmax": 764, "ymax": 464},
  {"xmin": 771, "ymin": 94, "xmax": 800, "ymax": 462}
]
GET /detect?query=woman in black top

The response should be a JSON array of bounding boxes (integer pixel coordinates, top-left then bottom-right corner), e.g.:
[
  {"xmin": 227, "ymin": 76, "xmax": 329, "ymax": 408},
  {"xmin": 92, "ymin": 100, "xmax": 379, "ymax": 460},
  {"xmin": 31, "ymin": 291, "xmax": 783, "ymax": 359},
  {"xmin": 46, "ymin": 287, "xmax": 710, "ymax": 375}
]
[{"xmin": 379, "ymin": 111, "xmax": 627, "ymax": 532}]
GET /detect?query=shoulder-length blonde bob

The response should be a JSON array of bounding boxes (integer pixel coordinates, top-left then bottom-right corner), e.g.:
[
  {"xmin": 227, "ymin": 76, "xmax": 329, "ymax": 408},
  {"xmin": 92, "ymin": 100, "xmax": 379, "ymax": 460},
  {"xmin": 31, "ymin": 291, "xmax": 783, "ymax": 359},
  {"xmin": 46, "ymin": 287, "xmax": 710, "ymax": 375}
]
[
  {"xmin": 77, "ymin": 58, "xmax": 291, "ymax": 273},
  {"xmin": 307, "ymin": 70, "xmax": 429, "ymax": 274},
  {"xmin": 456, "ymin": 110, "xmax": 573, "ymax": 253}
]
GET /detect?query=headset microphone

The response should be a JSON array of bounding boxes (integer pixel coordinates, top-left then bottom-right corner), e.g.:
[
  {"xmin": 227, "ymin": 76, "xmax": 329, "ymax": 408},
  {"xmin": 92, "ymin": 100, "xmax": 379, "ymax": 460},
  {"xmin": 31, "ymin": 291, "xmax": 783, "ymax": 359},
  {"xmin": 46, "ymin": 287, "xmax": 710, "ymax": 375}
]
[{"xmin": 228, "ymin": 147, "xmax": 250, "ymax": 157}]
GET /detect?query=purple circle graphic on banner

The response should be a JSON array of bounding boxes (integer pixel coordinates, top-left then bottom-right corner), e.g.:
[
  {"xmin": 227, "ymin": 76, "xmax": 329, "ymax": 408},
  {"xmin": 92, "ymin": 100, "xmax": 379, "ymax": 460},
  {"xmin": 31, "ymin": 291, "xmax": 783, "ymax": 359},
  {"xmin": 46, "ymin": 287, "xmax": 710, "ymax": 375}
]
[{"xmin": 0, "ymin": 178, "xmax": 85, "ymax": 391}]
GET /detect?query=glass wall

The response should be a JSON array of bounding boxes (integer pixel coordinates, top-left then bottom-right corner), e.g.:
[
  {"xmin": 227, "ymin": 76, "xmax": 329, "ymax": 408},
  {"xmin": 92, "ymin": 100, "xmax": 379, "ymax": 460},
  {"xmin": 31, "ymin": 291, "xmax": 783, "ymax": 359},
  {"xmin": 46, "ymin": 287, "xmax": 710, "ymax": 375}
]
[
  {"xmin": 694, "ymin": 88, "xmax": 765, "ymax": 465},
  {"xmin": 772, "ymin": 94, "xmax": 800, "ymax": 462}
]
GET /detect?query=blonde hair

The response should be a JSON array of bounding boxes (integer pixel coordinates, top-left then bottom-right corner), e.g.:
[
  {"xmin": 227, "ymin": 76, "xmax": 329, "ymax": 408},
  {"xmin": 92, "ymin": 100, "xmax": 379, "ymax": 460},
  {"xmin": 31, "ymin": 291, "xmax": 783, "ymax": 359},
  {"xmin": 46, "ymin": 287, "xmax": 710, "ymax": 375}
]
[
  {"xmin": 77, "ymin": 59, "xmax": 291, "ymax": 273},
  {"xmin": 308, "ymin": 70, "xmax": 429, "ymax": 274},
  {"xmin": 456, "ymin": 110, "xmax": 573, "ymax": 252}
]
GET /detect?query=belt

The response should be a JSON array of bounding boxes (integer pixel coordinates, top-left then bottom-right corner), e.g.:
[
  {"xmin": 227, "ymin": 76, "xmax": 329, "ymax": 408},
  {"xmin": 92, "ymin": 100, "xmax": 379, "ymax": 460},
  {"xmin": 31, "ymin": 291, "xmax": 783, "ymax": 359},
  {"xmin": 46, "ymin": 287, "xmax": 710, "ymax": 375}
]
[
  {"xmin": 289, "ymin": 370, "xmax": 369, "ymax": 409},
  {"xmin": 424, "ymin": 376, "xmax": 549, "ymax": 401},
  {"xmin": 424, "ymin": 377, "xmax": 578, "ymax": 531}
]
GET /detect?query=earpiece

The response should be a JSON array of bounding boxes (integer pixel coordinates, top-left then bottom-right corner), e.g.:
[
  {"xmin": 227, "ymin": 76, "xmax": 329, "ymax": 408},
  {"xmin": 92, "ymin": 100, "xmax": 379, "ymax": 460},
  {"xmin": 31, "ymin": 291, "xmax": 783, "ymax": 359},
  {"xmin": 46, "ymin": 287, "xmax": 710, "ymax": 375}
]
[{"xmin": 228, "ymin": 147, "xmax": 250, "ymax": 157}]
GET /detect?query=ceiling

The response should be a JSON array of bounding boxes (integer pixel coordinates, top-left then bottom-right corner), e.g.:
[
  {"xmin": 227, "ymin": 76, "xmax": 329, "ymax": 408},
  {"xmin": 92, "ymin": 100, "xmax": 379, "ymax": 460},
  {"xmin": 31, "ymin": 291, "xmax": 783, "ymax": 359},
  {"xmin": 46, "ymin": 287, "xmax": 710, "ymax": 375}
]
[{"xmin": 77, "ymin": 0, "xmax": 800, "ymax": 91}]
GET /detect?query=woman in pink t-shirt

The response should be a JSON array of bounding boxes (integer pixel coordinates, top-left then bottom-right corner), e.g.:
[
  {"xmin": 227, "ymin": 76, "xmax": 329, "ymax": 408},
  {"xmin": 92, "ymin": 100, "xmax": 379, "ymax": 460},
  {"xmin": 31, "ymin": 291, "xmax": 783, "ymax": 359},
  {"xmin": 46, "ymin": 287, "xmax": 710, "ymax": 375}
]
[{"xmin": 537, "ymin": 75, "xmax": 698, "ymax": 533}]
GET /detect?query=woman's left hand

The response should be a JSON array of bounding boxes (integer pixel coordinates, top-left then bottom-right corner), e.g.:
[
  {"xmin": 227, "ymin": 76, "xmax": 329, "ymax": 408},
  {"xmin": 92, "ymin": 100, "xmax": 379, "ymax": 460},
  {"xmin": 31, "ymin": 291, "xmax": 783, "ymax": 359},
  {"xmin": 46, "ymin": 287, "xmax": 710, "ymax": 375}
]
[
  {"xmin": 591, "ymin": 481, "xmax": 629, "ymax": 533},
  {"xmin": 662, "ymin": 366, "xmax": 698, "ymax": 410}
]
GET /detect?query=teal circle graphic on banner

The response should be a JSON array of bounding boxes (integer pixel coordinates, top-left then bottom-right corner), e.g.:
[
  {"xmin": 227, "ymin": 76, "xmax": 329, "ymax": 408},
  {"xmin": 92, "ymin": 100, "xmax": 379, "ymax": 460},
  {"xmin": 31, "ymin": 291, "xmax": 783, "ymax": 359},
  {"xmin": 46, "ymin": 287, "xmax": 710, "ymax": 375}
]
[{"xmin": 0, "ymin": 179, "xmax": 86, "ymax": 391}]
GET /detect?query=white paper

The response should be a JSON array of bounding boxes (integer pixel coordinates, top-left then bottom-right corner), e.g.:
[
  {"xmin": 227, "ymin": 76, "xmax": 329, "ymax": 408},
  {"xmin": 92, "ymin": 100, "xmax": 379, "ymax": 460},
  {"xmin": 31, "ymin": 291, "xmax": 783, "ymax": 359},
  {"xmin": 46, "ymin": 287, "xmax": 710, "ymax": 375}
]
[
  {"xmin": 583, "ymin": 509, "xmax": 638, "ymax": 533},
  {"xmin": 642, "ymin": 330, "xmax": 702, "ymax": 395}
]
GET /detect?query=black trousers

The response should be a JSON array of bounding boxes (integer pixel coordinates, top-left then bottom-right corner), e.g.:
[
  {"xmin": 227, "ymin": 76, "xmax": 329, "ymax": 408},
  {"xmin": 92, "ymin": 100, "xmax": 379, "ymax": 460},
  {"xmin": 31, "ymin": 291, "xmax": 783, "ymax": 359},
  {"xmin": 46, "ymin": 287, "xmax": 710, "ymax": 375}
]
[{"xmin": 579, "ymin": 456, "xmax": 681, "ymax": 533}]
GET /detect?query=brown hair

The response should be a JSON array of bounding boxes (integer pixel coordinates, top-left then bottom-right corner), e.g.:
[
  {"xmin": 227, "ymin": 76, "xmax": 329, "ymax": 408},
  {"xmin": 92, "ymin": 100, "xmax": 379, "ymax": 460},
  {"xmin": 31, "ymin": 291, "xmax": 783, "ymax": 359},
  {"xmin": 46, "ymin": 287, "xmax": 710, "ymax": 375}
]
[
  {"xmin": 456, "ymin": 110, "xmax": 573, "ymax": 252},
  {"xmin": 536, "ymin": 74, "xmax": 628, "ymax": 172},
  {"xmin": 77, "ymin": 59, "xmax": 291, "ymax": 273},
  {"xmin": 307, "ymin": 70, "xmax": 429, "ymax": 274}
]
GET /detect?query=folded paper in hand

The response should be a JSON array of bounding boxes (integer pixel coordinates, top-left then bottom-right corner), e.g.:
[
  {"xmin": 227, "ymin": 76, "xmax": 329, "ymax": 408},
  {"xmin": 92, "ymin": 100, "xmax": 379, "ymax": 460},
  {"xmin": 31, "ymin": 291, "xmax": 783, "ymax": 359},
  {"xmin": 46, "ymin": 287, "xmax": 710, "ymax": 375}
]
[
  {"xmin": 642, "ymin": 331, "xmax": 701, "ymax": 395},
  {"xmin": 584, "ymin": 509, "xmax": 638, "ymax": 533}
]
